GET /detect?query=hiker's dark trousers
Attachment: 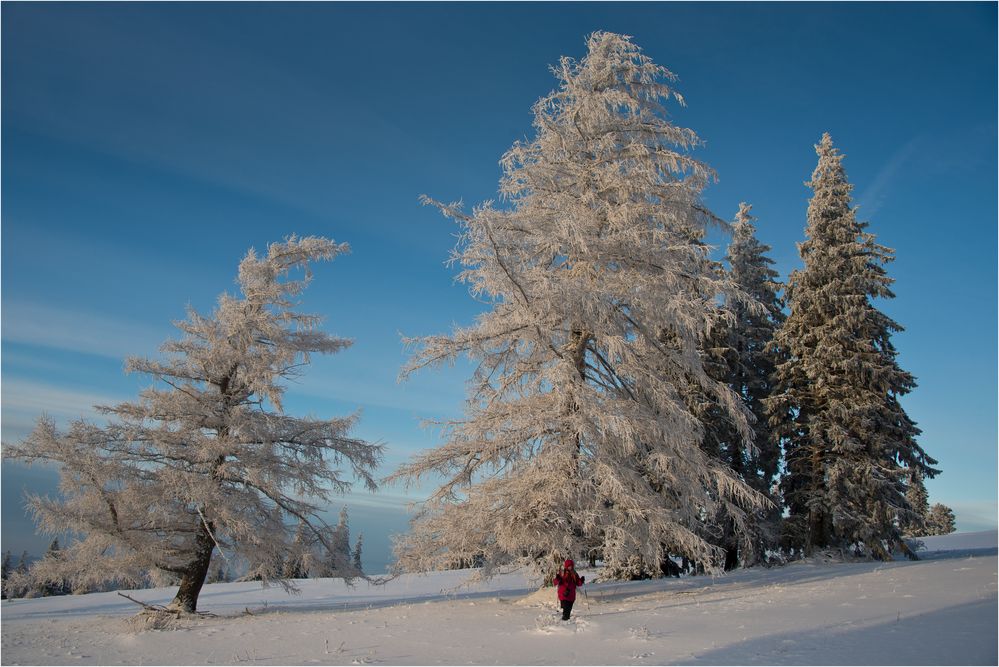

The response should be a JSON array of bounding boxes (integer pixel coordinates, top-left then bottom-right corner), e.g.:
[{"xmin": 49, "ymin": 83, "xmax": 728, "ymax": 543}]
[{"xmin": 560, "ymin": 599, "xmax": 574, "ymax": 620}]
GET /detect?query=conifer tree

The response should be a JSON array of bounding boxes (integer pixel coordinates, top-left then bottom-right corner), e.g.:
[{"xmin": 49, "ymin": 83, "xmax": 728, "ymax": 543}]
[
  {"xmin": 925, "ymin": 504, "xmax": 956, "ymax": 535},
  {"xmin": 352, "ymin": 533, "xmax": 364, "ymax": 573},
  {"xmin": 724, "ymin": 203, "xmax": 784, "ymax": 496},
  {"xmin": 767, "ymin": 134, "xmax": 938, "ymax": 559},
  {"xmin": 333, "ymin": 506, "xmax": 351, "ymax": 561},
  {"xmin": 40, "ymin": 538, "xmax": 71, "ymax": 596},
  {"xmin": 282, "ymin": 521, "xmax": 309, "ymax": 579},
  {"xmin": 701, "ymin": 203, "xmax": 785, "ymax": 568},
  {"xmin": 901, "ymin": 470, "xmax": 930, "ymax": 536},
  {"xmin": 390, "ymin": 32, "xmax": 767, "ymax": 578},
  {"xmin": 1, "ymin": 551, "xmax": 11, "ymax": 599},
  {"xmin": 5, "ymin": 551, "xmax": 30, "ymax": 599},
  {"xmin": 3, "ymin": 237, "xmax": 382, "ymax": 612}
]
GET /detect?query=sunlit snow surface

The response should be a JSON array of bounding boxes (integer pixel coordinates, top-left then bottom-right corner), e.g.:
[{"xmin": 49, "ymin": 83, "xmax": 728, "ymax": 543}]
[{"xmin": 2, "ymin": 531, "xmax": 995, "ymax": 665}]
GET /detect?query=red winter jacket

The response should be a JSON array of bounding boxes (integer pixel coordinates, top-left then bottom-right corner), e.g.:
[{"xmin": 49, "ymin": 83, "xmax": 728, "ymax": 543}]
[{"xmin": 554, "ymin": 570, "xmax": 584, "ymax": 602}]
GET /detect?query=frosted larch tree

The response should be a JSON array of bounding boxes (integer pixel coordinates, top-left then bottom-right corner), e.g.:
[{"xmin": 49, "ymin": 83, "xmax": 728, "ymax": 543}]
[
  {"xmin": 766, "ymin": 135, "xmax": 938, "ymax": 559},
  {"xmin": 389, "ymin": 32, "xmax": 768, "ymax": 578},
  {"xmin": 3, "ymin": 236, "xmax": 382, "ymax": 612}
]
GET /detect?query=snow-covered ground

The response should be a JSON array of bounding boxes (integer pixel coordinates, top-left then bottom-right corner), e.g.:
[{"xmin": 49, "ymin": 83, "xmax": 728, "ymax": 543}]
[{"xmin": 2, "ymin": 531, "xmax": 995, "ymax": 665}]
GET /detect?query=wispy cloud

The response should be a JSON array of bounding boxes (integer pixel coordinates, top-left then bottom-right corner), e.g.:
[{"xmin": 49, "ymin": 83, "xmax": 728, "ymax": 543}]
[
  {"xmin": 1, "ymin": 377, "xmax": 127, "ymax": 442},
  {"xmin": 2, "ymin": 301, "xmax": 169, "ymax": 361},
  {"xmin": 286, "ymin": 353, "xmax": 470, "ymax": 419},
  {"xmin": 857, "ymin": 137, "xmax": 922, "ymax": 219},
  {"xmin": 948, "ymin": 500, "xmax": 999, "ymax": 533}
]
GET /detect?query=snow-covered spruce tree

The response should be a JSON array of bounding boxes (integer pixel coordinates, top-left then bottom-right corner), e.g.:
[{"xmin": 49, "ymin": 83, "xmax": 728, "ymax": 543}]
[
  {"xmin": 766, "ymin": 135, "xmax": 938, "ymax": 559},
  {"xmin": 924, "ymin": 503, "xmax": 956, "ymax": 536},
  {"xmin": 723, "ymin": 203, "xmax": 784, "ymax": 496},
  {"xmin": 699, "ymin": 203, "xmax": 785, "ymax": 568},
  {"xmin": 3, "ymin": 237, "xmax": 382, "ymax": 612},
  {"xmin": 316, "ymin": 505, "xmax": 357, "ymax": 577},
  {"xmin": 38, "ymin": 539, "xmax": 72, "ymax": 597},
  {"xmin": 900, "ymin": 469, "xmax": 930, "ymax": 536},
  {"xmin": 351, "ymin": 533, "xmax": 364, "ymax": 573},
  {"xmin": 0, "ymin": 551, "xmax": 10, "ymax": 599},
  {"xmin": 389, "ymin": 32, "xmax": 768, "ymax": 579}
]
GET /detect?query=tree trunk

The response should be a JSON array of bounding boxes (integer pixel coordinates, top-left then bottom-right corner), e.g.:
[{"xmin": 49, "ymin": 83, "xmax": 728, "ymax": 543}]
[
  {"xmin": 169, "ymin": 516, "xmax": 215, "ymax": 613},
  {"xmin": 806, "ymin": 443, "xmax": 827, "ymax": 555},
  {"xmin": 724, "ymin": 544, "xmax": 739, "ymax": 571}
]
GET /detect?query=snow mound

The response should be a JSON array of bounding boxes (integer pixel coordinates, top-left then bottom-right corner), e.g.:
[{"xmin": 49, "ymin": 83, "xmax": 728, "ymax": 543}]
[{"xmin": 514, "ymin": 586, "xmax": 557, "ymax": 608}]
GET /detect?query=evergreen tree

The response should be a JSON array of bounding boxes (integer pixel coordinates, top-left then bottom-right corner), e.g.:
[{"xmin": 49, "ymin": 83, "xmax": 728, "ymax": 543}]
[
  {"xmin": 318, "ymin": 506, "xmax": 358, "ymax": 577},
  {"xmin": 352, "ymin": 533, "xmax": 364, "ymax": 573},
  {"xmin": 282, "ymin": 521, "xmax": 309, "ymax": 579},
  {"xmin": 5, "ymin": 551, "xmax": 31, "ymax": 599},
  {"xmin": 1, "ymin": 551, "xmax": 11, "ymax": 599},
  {"xmin": 390, "ymin": 32, "xmax": 767, "ymax": 578},
  {"xmin": 3, "ymin": 237, "xmax": 382, "ymax": 612},
  {"xmin": 333, "ymin": 506, "xmax": 351, "ymax": 562},
  {"xmin": 767, "ymin": 134, "xmax": 938, "ymax": 559},
  {"xmin": 701, "ymin": 203, "xmax": 785, "ymax": 568},
  {"xmin": 925, "ymin": 504, "xmax": 956, "ymax": 535},
  {"xmin": 901, "ymin": 469, "xmax": 930, "ymax": 536},
  {"xmin": 724, "ymin": 203, "xmax": 784, "ymax": 496},
  {"xmin": 40, "ymin": 538, "xmax": 71, "ymax": 596}
]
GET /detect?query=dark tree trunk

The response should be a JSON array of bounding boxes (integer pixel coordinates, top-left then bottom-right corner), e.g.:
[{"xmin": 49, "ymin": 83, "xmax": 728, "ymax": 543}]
[
  {"xmin": 660, "ymin": 555, "xmax": 681, "ymax": 578},
  {"xmin": 724, "ymin": 544, "xmax": 739, "ymax": 571},
  {"xmin": 169, "ymin": 517, "xmax": 215, "ymax": 613},
  {"xmin": 805, "ymin": 443, "xmax": 828, "ymax": 555}
]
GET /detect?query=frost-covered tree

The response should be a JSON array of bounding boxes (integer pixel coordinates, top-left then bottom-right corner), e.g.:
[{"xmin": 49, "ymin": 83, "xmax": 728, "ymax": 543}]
[
  {"xmin": 390, "ymin": 32, "xmax": 767, "ymax": 578},
  {"xmin": 352, "ymin": 533, "xmax": 364, "ymax": 573},
  {"xmin": 722, "ymin": 203, "xmax": 784, "ymax": 495},
  {"xmin": 1, "ymin": 551, "xmax": 11, "ymax": 599},
  {"xmin": 701, "ymin": 203, "xmax": 785, "ymax": 568},
  {"xmin": 3, "ymin": 236, "xmax": 382, "ymax": 612},
  {"xmin": 282, "ymin": 521, "xmax": 310, "ymax": 579},
  {"xmin": 901, "ymin": 469, "xmax": 930, "ymax": 536},
  {"xmin": 767, "ymin": 134, "xmax": 938, "ymax": 559},
  {"xmin": 38, "ymin": 539, "xmax": 72, "ymax": 597},
  {"xmin": 4, "ymin": 551, "xmax": 30, "ymax": 599},
  {"xmin": 924, "ymin": 503, "xmax": 956, "ymax": 536},
  {"xmin": 333, "ymin": 506, "xmax": 351, "ymax": 561}
]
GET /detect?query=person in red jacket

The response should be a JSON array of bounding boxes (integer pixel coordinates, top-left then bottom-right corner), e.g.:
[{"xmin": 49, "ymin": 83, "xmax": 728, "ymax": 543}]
[{"xmin": 553, "ymin": 559, "xmax": 585, "ymax": 620}]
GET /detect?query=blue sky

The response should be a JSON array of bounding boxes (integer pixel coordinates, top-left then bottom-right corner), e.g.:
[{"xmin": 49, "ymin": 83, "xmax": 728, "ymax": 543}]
[{"xmin": 2, "ymin": 2, "xmax": 996, "ymax": 573}]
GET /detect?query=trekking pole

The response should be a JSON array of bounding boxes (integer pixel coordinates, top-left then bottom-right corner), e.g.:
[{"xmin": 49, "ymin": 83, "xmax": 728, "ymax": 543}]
[{"xmin": 582, "ymin": 586, "xmax": 590, "ymax": 611}]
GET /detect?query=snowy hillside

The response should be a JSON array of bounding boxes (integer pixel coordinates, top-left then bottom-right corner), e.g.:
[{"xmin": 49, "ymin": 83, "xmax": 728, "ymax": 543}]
[{"xmin": 2, "ymin": 531, "xmax": 995, "ymax": 665}]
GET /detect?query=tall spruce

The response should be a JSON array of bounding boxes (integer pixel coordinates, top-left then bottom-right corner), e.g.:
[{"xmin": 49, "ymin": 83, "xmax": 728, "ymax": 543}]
[
  {"xmin": 390, "ymin": 32, "xmax": 767, "ymax": 578},
  {"xmin": 705, "ymin": 203, "xmax": 785, "ymax": 568},
  {"xmin": 722, "ymin": 202, "xmax": 784, "ymax": 495},
  {"xmin": 767, "ymin": 134, "xmax": 938, "ymax": 558}
]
